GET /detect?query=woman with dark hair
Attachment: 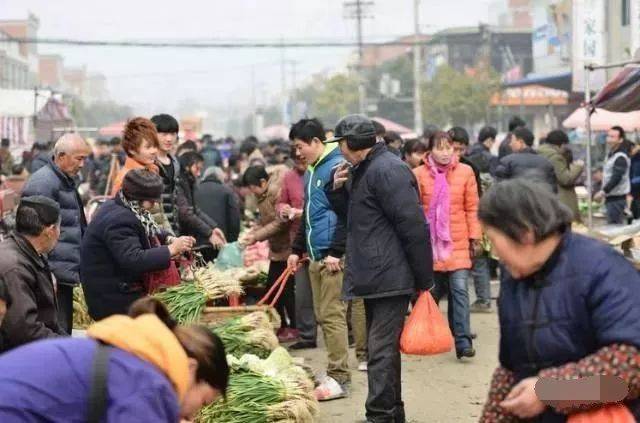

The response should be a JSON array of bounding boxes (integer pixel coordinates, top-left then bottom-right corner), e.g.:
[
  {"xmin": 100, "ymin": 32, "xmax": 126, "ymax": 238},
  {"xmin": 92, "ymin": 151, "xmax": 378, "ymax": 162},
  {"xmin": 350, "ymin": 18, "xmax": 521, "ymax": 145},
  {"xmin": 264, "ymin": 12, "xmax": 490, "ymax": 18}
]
[
  {"xmin": 413, "ymin": 131, "xmax": 481, "ymax": 360},
  {"xmin": 402, "ymin": 139, "xmax": 428, "ymax": 169},
  {"xmin": 383, "ymin": 131, "xmax": 403, "ymax": 157},
  {"xmin": 81, "ymin": 169, "xmax": 195, "ymax": 320},
  {"xmin": 479, "ymin": 179, "xmax": 640, "ymax": 422},
  {"xmin": 0, "ymin": 297, "xmax": 229, "ymax": 422}
]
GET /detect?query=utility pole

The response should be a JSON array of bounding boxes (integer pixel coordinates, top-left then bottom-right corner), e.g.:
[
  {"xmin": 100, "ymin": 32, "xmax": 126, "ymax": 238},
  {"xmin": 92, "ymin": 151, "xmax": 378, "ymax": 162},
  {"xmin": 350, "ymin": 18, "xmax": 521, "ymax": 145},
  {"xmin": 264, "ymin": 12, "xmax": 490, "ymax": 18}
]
[
  {"xmin": 413, "ymin": 0, "xmax": 423, "ymax": 135},
  {"xmin": 344, "ymin": 0, "xmax": 373, "ymax": 115},
  {"xmin": 33, "ymin": 86, "xmax": 38, "ymax": 129},
  {"xmin": 289, "ymin": 60, "xmax": 298, "ymax": 122},
  {"xmin": 250, "ymin": 66, "xmax": 257, "ymax": 135},
  {"xmin": 280, "ymin": 37, "xmax": 288, "ymax": 125}
]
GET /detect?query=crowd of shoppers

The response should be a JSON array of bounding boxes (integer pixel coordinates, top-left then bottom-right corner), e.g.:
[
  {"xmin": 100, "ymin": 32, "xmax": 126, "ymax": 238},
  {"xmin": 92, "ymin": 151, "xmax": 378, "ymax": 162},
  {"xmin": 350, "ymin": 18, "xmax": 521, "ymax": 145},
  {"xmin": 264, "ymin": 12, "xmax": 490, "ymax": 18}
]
[{"xmin": 2, "ymin": 109, "xmax": 640, "ymax": 422}]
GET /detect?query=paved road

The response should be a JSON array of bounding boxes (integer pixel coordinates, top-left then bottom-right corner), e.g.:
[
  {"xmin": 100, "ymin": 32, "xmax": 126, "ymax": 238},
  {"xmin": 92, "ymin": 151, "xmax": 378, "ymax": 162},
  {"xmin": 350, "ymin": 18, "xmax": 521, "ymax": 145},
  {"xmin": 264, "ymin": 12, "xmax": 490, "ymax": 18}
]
[{"xmin": 291, "ymin": 302, "xmax": 500, "ymax": 423}]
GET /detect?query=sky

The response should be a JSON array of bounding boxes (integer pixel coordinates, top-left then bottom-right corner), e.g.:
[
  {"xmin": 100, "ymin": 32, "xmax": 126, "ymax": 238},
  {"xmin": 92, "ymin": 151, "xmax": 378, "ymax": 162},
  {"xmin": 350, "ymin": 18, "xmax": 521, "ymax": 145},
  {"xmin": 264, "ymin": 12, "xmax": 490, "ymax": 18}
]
[{"xmin": 3, "ymin": 0, "xmax": 492, "ymax": 124}]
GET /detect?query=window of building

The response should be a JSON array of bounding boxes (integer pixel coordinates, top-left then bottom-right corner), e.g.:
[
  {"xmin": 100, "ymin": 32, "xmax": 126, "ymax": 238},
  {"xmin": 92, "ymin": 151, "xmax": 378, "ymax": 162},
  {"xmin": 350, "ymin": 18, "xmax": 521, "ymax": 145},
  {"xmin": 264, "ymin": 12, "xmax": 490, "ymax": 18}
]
[{"xmin": 623, "ymin": 0, "xmax": 631, "ymax": 26}]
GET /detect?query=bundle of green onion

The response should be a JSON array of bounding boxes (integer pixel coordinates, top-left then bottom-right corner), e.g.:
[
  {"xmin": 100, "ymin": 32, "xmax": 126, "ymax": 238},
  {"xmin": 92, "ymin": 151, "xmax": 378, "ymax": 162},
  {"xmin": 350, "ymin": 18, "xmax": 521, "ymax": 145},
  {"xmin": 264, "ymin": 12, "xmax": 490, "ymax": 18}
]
[
  {"xmin": 197, "ymin": 347, "xmax": 318, "ymax": 423},
  {"xmin": 155, "ymin": 282, "xmax": 207, "ymax": 323},
  {"xmin": 193, "ymin": 264, "xmax": 245, "ymax": 299},
  {"xmin": 211, "ymin": 312, "xmax": 279, "ymax": 358},
  {"xmin": 72, "ymin": 286, "xmax": 93, "ymax": 329}
]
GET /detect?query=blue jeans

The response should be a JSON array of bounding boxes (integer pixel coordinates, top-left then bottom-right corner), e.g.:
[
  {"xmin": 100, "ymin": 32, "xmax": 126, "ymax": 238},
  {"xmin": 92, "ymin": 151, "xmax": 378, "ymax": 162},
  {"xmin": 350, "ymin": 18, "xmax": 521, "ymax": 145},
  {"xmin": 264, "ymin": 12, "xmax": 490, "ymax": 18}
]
[
  {"xmin": 433, "ymin": 270, "xmax": 473, "ymax": 352},
  {"xmin": 471, "ymin": 254, "xmax": 491, "ymax": 304}
]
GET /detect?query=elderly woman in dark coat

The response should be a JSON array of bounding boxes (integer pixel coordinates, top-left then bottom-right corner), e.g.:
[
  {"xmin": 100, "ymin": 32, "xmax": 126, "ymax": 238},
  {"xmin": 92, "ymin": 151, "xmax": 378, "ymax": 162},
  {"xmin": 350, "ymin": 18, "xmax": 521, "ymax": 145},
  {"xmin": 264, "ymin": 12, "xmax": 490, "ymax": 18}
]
[
  {"xmin": 81, "ymin": 169, "xmax": 195, "ymax": 320},
  {"xmin": 479, "ymin": 179, "xmax": 640, "ymax": 422}
]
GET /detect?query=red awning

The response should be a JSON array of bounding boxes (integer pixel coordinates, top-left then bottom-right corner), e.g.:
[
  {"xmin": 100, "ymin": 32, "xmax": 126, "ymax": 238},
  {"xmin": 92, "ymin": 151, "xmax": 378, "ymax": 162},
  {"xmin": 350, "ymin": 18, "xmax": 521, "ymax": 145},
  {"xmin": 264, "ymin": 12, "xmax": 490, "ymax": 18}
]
[
  {"xmin": 99, "ymin": 121, "xmax": 126, "ymax": 137},
  {"xmin": 371, "ymin": 117, "xmax": 412, "ymax": 134},
  {"xmin": 591, "ymin": 66, "xmax": 640, "ymax": 113}
]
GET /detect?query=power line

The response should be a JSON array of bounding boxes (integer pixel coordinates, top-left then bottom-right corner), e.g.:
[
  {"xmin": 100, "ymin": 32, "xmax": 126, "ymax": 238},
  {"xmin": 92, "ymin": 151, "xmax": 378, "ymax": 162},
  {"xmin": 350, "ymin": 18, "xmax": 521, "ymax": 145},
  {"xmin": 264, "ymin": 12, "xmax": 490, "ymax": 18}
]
[{"xmin": 6, "ymin": 37, "xmax": 428, "ymax": 48}]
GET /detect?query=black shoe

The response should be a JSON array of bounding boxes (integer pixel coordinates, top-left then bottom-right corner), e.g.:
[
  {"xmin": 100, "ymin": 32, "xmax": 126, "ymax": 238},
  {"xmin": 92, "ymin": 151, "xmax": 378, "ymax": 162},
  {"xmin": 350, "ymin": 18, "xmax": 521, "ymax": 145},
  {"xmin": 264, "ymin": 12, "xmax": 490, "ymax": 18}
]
[
  {"xmin": 456, "ymin": 347, "xmax": 476, "ymax": 359},
  {"xmin": 289, "ymin": 341, "xmax": 317, "ymax": 350}
]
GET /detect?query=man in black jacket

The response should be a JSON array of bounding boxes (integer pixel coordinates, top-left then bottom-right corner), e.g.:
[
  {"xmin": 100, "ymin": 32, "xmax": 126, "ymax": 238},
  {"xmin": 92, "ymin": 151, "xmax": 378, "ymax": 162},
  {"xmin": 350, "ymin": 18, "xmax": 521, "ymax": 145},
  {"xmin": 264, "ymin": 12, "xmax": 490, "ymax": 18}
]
[
  {"xmin": 196, "ymin": 167, "xmax": 241, "ymax": 245},
  {"xmin": 176, "ymin": 152, "xmax": 226, "ymax": 250},
  {"xmin": 151, "ymin": 114, "xmax": 181, "ymax": 234},
  {"xmin": 328, "ymin": 115, "xmax": 434, "ymax": 423},
  {"xmin": 0, "ymin": 196, "xmax": 66, "ymax": 352},
  {"xmin": 494, "ymin": 127, "xmax": 557, "ymax": 193},
  {"xmin": 22, "ymin": 134, "xmax": 90, "ymax": 334}
]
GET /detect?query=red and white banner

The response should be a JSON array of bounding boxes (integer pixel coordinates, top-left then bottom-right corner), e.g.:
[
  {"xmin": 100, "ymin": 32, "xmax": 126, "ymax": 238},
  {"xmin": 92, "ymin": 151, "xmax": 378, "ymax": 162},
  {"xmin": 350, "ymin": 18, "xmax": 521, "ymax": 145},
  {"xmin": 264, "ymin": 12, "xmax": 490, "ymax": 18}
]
[{"xmin": 0, "ymin": 116, "xmax": 28, "ymax": 147}]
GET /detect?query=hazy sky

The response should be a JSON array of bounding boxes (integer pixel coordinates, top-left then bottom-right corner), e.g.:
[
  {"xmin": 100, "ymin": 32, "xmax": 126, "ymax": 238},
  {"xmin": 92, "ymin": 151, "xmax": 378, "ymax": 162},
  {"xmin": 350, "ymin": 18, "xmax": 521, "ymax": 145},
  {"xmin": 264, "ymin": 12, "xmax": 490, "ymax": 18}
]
[{"xmin": 4, "ymin": 0, "xmax": 492, "ymax": 117}]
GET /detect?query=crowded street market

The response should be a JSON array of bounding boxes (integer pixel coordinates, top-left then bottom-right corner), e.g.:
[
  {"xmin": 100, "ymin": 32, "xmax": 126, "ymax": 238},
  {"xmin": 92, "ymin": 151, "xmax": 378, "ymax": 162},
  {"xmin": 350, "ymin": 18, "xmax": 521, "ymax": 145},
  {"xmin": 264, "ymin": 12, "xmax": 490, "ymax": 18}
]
[{"xmin": 0, "ymin": 1, "xmax": 640, "ymax": 422}]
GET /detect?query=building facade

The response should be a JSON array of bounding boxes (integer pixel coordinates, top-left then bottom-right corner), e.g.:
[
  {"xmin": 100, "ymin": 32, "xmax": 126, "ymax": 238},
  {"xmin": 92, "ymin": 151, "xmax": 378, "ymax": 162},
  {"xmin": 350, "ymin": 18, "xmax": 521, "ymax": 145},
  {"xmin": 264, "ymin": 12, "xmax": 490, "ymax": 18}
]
[
  {"xmin": 0, "ymin": 14, "xmax": 39, "ymax": 89},
  {"xmin": 425, "ymin": 25, "xmax": 533, "ymax": 80}
]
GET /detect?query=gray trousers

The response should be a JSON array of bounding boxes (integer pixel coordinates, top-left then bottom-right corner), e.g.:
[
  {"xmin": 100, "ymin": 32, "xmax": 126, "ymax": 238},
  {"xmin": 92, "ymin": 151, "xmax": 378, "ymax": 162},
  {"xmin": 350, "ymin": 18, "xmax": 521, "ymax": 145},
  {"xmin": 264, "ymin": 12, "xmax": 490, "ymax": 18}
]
[
  {"xmin": 294, "ymin": 263, "xmax": 317, "ymax": 343},
  {"xmin": 365, "ymin": 295, "xmax": 411, "ymax": 423},
  {"xmin": 605, "ymin": 197, "xmax": 627, "ymax": 224}
]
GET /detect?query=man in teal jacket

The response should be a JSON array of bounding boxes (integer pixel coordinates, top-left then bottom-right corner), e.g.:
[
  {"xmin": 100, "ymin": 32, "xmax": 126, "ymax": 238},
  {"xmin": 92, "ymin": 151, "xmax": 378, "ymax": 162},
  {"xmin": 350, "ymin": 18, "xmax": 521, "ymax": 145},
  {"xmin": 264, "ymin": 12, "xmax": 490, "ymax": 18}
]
[{"xmin": 289, "ymin": 118, "xmax": 351, "ymax": 401}]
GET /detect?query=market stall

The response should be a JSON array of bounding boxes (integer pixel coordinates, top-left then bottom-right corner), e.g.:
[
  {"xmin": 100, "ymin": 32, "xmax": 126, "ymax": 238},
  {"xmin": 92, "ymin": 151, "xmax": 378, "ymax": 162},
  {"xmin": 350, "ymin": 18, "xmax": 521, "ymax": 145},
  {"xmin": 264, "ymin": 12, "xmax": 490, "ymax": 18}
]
[
  {"xmin": 0, "ymin": 88, "xmax": 51, "ymax": 151},
  {"xmin": 581, "ymin": 62, "xmax": 640, "ymax": 228}
]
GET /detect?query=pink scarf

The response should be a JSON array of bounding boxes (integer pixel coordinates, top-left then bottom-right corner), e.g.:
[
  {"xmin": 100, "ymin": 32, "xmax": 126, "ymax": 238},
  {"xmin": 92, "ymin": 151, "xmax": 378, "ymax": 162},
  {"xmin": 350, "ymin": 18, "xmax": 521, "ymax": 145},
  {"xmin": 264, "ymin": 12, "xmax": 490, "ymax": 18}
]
[{"xmin": 427, "ymin": 154, "xmax": 454, "ymax": 262}]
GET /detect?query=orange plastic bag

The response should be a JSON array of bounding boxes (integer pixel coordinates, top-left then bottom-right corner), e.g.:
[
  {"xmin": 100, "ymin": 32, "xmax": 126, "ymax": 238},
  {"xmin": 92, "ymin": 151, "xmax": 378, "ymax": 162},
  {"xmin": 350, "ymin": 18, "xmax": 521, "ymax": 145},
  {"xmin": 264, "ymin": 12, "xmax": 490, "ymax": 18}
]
[
  {"xmin": 400, "ymin": 291, "xmax": 454, "ymax": 355},
  {"xmin": 568, "ymin": 404, "xmax": 635, "ymax": 423}
]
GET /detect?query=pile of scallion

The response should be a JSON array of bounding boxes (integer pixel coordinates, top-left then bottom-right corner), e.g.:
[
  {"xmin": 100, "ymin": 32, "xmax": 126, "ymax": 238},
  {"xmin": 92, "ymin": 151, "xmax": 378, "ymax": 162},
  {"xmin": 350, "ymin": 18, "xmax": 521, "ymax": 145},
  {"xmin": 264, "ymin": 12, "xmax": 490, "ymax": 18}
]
[
  {"xmin": 155, "ymin": 264, "xmax": 247, "ymax": 323},
  {"xmin": 197, "ymin": 347, "xmax": 318, "ymax": 423},
  {"xmin": 211, "ymin": 312, "xmax": 279, "ymax": 358},
  {"xmin": 155, "ymin": 282, "xmax": 207, "ymax": 323}
]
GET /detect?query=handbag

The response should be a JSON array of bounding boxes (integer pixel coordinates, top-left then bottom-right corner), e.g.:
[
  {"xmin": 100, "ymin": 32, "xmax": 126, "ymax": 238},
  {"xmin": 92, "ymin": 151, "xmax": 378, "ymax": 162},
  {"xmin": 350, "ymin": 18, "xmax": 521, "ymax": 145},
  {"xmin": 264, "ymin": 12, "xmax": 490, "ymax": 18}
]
[
  {"xmin": 400, "ymin": 291, "xmax": 454, "ymax": 355},
  {"xmin": 142, "ymin": 236, "xmax": 181, "ymax": 294}
]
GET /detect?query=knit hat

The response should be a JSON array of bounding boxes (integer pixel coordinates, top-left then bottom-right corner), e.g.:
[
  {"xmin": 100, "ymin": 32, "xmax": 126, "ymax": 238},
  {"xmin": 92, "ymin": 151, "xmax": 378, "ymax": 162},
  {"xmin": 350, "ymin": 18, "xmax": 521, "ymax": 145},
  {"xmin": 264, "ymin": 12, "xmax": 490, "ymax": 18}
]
[{"xmin": 122, "ymin": 169, "xmax": 163, "ymax": 202}]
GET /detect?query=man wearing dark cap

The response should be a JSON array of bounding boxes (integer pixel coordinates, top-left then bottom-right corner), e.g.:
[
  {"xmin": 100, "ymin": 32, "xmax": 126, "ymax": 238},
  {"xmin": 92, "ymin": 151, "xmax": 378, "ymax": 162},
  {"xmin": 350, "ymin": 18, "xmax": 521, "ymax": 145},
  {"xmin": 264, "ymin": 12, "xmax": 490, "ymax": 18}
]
[
  {"xmin": 327, "ymin": 114, "xmax": 433, "ymax": 423},
  {"xmin": 0, "ymin": 196, "xmax": 66, "ymax": 352}
]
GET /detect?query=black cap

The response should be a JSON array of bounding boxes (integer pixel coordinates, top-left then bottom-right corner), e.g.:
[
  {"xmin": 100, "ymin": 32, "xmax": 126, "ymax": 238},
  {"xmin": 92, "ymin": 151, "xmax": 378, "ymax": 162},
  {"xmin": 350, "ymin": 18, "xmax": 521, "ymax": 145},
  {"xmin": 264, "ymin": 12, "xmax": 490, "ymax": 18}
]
[
  {"xmin": 324, "ymin": 114, "xmax": 377, "ymax": 144},
  {"xmin": 20, "ymin": 196, "xmax": 61, "ymax": 224}
]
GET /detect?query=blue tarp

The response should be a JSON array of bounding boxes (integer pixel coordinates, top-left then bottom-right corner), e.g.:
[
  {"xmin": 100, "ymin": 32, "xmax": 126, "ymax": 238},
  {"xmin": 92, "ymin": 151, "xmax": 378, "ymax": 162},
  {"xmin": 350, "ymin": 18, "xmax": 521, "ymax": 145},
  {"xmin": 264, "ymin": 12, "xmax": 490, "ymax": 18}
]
[{"xmin": 503, "ymin": 72, "xmax": 572, "ymax": 92}]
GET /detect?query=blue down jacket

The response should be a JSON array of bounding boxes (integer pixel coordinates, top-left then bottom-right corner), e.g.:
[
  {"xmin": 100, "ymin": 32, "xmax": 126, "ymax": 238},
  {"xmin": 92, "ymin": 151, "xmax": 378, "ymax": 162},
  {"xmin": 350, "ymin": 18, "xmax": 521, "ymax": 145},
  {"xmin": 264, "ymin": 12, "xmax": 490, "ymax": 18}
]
[
  {"xmin": 292, "ymin": 143, "xmax": 346, "ymax": 261},
  {"xmin": 22, "ymin": 160, "xmax": 87, "ymax": 285},
  {"xmin": 498, "ymin": 231, "xmax": 640, "ymax": 422}
]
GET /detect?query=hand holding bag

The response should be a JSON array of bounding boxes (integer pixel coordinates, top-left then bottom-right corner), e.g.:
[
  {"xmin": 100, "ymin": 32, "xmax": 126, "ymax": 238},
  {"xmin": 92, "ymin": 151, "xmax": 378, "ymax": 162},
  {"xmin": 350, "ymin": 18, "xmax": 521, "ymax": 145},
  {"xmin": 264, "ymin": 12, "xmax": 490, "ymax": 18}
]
[{"xmin": 400, "ymin": 291, "xmax": 454, "ymax": 355}]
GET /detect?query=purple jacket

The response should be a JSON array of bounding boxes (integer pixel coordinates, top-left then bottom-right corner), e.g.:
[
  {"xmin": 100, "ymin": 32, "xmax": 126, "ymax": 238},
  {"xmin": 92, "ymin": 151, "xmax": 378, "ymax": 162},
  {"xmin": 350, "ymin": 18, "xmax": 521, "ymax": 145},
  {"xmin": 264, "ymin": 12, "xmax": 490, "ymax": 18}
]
[{"xmin": 0, "ymin": 338, "xmax": 180, "ymax": 422}]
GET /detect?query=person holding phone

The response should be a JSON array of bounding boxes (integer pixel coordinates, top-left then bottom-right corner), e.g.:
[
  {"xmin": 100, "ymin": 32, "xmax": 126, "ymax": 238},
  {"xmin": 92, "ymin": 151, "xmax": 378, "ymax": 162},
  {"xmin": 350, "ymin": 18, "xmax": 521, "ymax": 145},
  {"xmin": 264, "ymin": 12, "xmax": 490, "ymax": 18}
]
[{"xmin": 327, "ymin": 115, "xmax": 433, "ymax": 422}]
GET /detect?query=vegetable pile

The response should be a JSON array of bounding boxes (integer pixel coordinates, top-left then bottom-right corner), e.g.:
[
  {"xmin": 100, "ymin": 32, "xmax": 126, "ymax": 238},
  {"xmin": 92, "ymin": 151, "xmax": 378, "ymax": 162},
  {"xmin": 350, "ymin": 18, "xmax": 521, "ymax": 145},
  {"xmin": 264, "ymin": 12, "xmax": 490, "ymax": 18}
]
[
  {"xmin": 156, "ymin": 264, "xmax": 245, "ymax": 323},
  {"xmin": 198, "ymin": 347, "xmax": 318, "ymax": 423},
  {"xmin": 211, "ymin": 312, "xmax": 279, "ymax": 358},
  {"xmin": 194, "ymin": 264, "xmax": 244, "ymax": 299},
  {"xmin": 155, "ymin": 282, "xmax": 207, "ymax": 323}
]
